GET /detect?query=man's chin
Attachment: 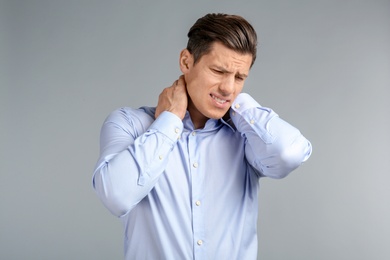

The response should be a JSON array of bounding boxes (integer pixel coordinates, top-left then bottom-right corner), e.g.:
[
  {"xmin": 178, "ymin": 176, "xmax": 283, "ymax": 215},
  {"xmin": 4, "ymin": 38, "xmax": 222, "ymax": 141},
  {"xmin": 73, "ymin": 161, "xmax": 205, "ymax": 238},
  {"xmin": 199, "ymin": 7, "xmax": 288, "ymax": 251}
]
[{"xmin": 207, "ymin": 110, "xmax": 229, "ymax": 120}]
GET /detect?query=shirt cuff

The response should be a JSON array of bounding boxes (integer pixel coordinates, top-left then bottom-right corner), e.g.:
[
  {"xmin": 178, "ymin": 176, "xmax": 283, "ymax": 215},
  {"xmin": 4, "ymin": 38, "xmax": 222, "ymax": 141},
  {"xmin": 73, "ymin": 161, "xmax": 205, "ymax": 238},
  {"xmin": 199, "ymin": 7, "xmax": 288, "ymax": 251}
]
[
  {"xmin": 231, "ymin": 93, "xmax": 262, "ymax": 113},
  {"xmin": 149, "ymin": 111, "xmax": 183, "ymax": 142},
  {"xmin": 230, "ymin": 93, "xmax": 278, "ymax": 144}
]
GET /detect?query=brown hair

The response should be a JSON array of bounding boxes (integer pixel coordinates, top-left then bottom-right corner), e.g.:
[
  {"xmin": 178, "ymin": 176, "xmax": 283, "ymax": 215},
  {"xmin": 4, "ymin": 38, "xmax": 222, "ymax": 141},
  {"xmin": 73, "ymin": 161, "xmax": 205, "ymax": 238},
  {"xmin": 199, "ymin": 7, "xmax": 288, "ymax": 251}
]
[{"xmin": 187, "ymin": 13, "xmax": 258, "ymax": 67}]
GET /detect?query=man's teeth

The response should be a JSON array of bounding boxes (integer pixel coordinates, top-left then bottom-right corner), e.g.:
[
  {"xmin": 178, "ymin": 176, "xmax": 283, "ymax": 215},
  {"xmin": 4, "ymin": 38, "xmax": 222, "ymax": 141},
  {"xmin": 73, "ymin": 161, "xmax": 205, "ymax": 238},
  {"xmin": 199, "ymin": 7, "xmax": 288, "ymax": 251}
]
[{"xmin": 212, "ymin": 95, "xmax": 227, "ymax": 104}]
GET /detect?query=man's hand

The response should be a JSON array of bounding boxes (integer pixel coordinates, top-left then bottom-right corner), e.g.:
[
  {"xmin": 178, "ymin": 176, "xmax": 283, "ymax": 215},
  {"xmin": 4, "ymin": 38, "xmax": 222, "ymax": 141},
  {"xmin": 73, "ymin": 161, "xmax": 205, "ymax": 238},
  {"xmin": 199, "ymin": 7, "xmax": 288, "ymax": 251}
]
[{"xmin": 155, "ymin": 76, "xmax": 188, "ymax": 120}]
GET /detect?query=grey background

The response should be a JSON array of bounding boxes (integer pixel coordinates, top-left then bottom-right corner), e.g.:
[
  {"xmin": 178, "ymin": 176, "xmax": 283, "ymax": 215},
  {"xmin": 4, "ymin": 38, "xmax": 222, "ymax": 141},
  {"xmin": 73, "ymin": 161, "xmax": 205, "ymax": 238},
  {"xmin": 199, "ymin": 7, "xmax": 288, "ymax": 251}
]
[{"xmin": 1, "ymin": 0, "xmax": 389, "ymax": 259}]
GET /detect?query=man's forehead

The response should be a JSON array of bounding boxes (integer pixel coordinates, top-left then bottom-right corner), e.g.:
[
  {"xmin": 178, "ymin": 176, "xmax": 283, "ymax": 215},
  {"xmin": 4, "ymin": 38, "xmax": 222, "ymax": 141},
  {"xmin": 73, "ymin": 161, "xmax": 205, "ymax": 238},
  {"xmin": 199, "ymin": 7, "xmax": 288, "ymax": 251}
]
[{"xmin": 210, "ymin": 55, "xmax": 251, "ymax": 75}]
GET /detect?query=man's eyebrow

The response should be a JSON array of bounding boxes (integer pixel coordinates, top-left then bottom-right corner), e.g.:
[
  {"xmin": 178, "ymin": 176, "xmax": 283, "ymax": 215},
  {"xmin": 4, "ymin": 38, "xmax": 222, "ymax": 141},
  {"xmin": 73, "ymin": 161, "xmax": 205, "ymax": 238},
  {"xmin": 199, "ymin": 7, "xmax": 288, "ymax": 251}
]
[
  {"xmin": 214, "ymin": 66, "xmax": 230, "ymax": 72},
  {"xmin": 214, "ymin": 66, "xmax": 248, "ymax": 78},
  {"xmin": 236, "ymin": 72, "xmax": 248, "ymax": 78}
]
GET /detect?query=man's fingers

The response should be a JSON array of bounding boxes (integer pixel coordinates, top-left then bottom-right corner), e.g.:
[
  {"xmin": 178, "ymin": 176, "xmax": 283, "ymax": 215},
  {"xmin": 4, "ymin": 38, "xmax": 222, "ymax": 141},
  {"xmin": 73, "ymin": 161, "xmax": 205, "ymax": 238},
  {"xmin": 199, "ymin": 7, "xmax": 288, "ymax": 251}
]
[
  {"xmin": 155, "ymin": 76, "xmax": 188, "ymax": 120},
  {"xmin": 175, "ymin": 75, "xmax": 186, "ymax": 87}
]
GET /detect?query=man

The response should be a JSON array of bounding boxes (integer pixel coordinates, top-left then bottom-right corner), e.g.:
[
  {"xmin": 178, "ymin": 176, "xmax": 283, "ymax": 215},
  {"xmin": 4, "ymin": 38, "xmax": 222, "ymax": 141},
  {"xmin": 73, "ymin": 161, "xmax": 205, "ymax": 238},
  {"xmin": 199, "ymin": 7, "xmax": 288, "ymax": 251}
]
[{"xmin": 93, "ymin": 13, "xmax": 312, "ymax": 259}]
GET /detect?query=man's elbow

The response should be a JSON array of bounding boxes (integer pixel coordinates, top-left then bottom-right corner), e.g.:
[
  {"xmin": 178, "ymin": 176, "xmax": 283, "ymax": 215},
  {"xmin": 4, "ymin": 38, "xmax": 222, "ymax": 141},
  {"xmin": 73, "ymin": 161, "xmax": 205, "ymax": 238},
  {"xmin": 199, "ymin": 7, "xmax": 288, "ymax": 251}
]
[
  {"xmin": 283, "ymin": 136, "xmax": 311, "ymax": 167},
  {"xmin": 92, "ymin": 173, "xmax": 133, "ymax": 217},
  {"xmin": 263, "ymin": 137, "xmax": 312, "ymax": 179}
]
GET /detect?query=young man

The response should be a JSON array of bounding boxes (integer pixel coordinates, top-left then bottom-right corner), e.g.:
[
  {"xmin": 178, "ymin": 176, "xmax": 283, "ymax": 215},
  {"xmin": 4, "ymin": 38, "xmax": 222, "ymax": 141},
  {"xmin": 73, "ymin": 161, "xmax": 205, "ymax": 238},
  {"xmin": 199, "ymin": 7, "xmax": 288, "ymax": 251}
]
[{"xmin": 93, "ymin": 13, "xmax": 312, "ymax": 259}]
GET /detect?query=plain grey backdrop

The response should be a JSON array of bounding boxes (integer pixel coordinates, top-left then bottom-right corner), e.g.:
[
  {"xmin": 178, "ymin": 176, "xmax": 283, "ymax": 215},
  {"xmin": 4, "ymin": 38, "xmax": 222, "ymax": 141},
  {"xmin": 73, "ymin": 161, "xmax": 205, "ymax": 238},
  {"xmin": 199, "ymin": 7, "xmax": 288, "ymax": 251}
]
[{"xmin": 1, "ymin": 0, "xmax": 389, "ymax": 259}]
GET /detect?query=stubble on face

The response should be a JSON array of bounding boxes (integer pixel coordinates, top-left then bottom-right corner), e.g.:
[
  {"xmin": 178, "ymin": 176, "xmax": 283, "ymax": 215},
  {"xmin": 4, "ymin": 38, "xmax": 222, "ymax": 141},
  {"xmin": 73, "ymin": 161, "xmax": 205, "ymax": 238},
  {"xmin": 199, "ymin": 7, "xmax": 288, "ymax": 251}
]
[{"xmin": 183, "ymin": 42, "xmax": 252, "ymax": 129}]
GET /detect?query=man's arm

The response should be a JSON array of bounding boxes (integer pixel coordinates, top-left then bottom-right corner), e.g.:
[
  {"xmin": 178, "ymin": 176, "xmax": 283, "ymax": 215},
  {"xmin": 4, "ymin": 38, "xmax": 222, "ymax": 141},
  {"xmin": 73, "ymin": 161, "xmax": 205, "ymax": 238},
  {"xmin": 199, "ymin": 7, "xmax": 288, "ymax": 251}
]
[
  {"xmin": 230, "ymin": 93, "xmax": 312, "ymax": 178},
  {"xmin": 92, "ymin": 77, "xmax": 188, "ymax": 217}
]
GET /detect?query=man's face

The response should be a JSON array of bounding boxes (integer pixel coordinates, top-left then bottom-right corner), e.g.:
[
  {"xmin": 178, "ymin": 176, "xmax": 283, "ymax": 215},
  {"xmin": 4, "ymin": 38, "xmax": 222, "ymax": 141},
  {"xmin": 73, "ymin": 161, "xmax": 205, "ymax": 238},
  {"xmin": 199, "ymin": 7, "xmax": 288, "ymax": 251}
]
[{"xmin": 180, "ymin": 42, "xmax": 253, "ymax": 128}]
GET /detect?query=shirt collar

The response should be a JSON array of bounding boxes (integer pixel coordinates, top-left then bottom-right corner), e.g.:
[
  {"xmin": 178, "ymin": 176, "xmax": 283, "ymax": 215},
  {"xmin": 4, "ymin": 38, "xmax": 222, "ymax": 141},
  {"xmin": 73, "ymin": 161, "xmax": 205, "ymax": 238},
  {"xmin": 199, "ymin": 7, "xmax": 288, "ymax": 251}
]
[
  {"xmin": 183, "ymin": 111, "xmax": 236, "ymax": 133},
  {"xmin": 142, "ymin": 106, "xmax": 236, "ymax": 133}
]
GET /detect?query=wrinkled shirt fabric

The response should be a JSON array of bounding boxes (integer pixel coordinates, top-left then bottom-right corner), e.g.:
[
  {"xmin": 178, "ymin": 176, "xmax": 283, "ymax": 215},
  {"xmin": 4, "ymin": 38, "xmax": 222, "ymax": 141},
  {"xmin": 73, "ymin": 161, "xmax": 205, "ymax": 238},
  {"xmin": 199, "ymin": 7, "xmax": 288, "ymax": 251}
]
[{"xmin": 93, "ymin": 93, "xmax": 312, "ymax": 260}]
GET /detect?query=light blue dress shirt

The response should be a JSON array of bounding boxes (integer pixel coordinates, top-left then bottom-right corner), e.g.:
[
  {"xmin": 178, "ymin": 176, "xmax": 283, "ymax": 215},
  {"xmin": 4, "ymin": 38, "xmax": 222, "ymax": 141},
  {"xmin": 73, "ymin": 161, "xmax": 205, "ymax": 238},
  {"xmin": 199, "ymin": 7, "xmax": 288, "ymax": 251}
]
[{"xmin": 93, "ymin": 93, "xmax": 312, "ymax": 260}]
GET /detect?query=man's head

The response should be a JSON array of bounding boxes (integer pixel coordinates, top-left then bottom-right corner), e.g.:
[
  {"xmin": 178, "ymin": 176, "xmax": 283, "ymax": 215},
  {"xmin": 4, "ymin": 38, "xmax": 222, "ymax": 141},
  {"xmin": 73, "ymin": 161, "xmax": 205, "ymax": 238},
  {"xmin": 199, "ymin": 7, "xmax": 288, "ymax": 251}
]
[
  {"xmin": 186, "ymin": 13, "xmax": 257, "ymax": 68},
  {"xmin": 179, "ymin": 13, "xmax": 257, "ymax": 129},
  {"xmin": 179, "ymin": 14, "xmax": 257, "ymax": 128}
]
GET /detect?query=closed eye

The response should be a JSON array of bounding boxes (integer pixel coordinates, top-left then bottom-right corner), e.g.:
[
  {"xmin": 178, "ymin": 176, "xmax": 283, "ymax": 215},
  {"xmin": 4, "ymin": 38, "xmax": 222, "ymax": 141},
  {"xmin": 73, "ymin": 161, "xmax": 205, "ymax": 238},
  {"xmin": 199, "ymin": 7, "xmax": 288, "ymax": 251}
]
[{"xmin": 212, "ymin": 69, "xmax": 224, "ymax": 74}]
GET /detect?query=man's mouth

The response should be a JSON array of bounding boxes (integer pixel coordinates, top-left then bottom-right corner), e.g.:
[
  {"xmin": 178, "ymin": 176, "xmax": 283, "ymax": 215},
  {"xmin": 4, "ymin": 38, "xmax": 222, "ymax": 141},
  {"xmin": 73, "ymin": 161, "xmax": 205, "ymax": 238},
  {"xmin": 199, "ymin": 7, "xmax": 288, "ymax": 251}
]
[{"xmin": 211, "ymin": 94, "xmax": 228, "ymax": 104}]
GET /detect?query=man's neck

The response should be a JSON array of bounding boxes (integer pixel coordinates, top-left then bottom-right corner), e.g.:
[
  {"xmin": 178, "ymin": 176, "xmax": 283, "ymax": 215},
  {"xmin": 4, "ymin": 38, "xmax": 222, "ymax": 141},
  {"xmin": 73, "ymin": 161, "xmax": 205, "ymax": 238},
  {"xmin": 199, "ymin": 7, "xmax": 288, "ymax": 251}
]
[{"xmin": 187, "ymin": 102, "xmax": 208, "ymax": 129}]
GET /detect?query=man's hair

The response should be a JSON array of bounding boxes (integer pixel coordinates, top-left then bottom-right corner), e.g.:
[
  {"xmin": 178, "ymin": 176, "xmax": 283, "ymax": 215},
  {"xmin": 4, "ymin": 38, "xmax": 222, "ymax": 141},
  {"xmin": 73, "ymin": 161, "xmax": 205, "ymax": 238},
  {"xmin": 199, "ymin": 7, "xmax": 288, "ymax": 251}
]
[{"xmin": 187, "ymin": 13, "xmax": 258, "ymax": 67}]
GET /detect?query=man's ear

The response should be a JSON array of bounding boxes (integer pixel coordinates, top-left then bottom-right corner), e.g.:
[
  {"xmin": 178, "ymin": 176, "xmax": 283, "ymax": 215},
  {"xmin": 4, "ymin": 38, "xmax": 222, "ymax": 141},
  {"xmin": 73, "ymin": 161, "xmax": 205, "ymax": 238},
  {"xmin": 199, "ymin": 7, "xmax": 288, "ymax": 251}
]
[{"xmin": 179, "ymin": 49, "xmax": 193, "ymax": 73}]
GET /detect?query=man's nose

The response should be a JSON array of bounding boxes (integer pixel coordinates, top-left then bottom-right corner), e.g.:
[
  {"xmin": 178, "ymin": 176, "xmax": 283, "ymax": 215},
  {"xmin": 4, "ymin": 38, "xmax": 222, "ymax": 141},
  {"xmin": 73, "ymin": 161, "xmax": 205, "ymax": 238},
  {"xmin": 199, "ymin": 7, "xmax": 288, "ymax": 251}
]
[{"xmin": 219, "ymin": 76, "xmax": 235, "ymax": 95}]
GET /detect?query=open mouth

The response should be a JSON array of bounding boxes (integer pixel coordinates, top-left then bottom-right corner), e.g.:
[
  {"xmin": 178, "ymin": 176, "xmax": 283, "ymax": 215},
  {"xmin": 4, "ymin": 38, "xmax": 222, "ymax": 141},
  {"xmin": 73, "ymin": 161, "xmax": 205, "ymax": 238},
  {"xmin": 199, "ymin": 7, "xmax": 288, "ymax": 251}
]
[{"xmin": 211, "ymin": 94, "xmax": 228, "ymax": 104}]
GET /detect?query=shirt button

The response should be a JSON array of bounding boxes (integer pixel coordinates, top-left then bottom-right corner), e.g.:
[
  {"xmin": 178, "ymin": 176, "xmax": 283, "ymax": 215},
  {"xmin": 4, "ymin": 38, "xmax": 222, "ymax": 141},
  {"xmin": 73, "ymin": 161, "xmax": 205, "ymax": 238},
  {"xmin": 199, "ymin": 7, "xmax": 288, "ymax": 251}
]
[
  {"xmin": 250, "ymin": 120, "xmax": 255, "ymax": 124},
  {"xmin": 197, "ymin": 240, "xmax": 203, "ymax": 246},
  {"xmin": 191, "ymin": 132, "xmax": 196, "ymax": 136},
  {"xmin": 195, "ymin": 200, "xmax": 201, "ymax": 206},
  {"xmin": 159, "ymin": 155, "xmax": 163, "ymax": 160},
  {"xmin": 175, "ymin": 128, "xmax": 180, "ymax": 133},
  {"xmin": 234, "ymin": 103, "xmax": 240, "ymax": 109},
  {"xmin": 193, "ymin": 162, "xmax": 198, "ymax": 168}
]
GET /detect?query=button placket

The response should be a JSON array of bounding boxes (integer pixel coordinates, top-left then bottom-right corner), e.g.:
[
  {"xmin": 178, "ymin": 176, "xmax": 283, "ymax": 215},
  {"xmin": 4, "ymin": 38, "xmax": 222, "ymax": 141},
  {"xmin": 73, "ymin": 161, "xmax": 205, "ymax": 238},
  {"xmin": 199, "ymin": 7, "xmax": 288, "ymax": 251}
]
[{"xmin": 188, "ymin": 129, "xmax": 205, "ymax": 256}]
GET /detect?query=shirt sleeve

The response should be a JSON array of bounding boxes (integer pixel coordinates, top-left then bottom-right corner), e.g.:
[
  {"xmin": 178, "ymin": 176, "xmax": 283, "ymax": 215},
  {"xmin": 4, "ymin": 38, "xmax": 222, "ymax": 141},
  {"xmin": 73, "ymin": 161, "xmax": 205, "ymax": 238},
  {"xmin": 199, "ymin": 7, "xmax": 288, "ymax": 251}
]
[
  {"xmin": 230, "ymin": 93, "xmax": 312, "ymax": 179},
  {"xmin": 92, "ymin": 109, "xmax": 183, "ymax": 217}
]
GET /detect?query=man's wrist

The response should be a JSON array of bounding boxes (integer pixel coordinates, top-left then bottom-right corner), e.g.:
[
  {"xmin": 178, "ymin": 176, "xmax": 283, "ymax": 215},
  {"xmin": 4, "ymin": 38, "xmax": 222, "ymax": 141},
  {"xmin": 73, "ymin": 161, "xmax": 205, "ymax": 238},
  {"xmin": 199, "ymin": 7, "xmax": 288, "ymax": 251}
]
[{"xmin": 152, "ymin": 111, "xmax": 183, "ymax": 141}]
